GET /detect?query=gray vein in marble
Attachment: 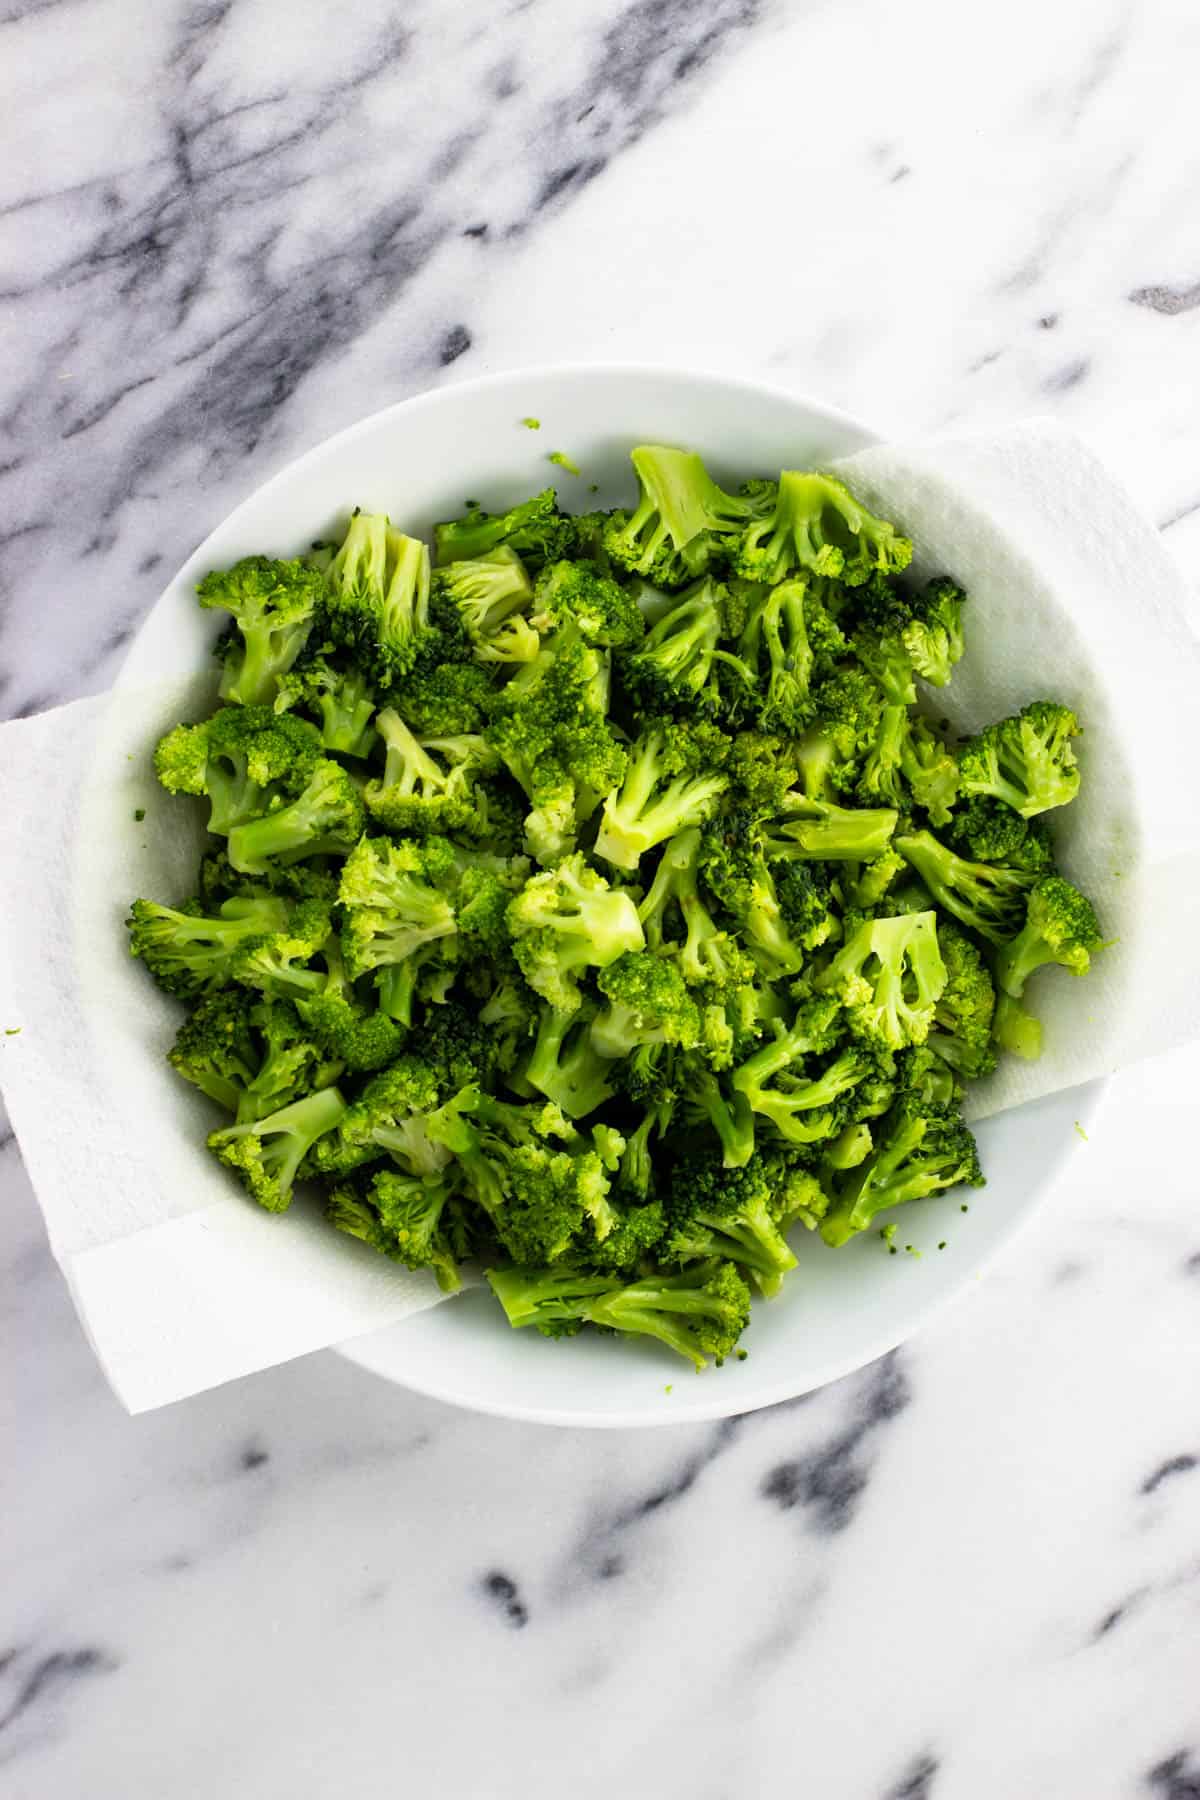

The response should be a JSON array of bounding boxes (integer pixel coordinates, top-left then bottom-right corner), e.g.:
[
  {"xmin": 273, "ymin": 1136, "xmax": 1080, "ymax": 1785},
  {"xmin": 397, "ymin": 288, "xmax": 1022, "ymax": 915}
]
[
  {"xmin": 1129, "ymin": 281, "xmax": 1200, "ymax": 316},
  {"xmin": 0, "ymin": 1647, "xmax": 120, "ymax": 1767},
  {"xmin": 884, "ymin": 1751, "xmax": 941, "ymax": 1800},
  {"xmin": 758, "ymin": 1351, "xmax": 910, "ymax": 1533},
  {"xmin": 479, "ymin": 1570, "xmax": 530, "ymax": 1630},
  {"xmin": 1149, "ymin": 1750, "xmax": 1200, "ymax": 1799},
  {"xmin": 1140, "ymin": 1453, "xmax": 1198, "ymax": 1496}
]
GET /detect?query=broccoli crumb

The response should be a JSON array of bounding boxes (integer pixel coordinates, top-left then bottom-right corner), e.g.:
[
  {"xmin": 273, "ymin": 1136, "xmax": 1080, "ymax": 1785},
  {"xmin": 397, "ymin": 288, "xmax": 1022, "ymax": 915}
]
[
  {"xmin": 134, "ymin": 808, "xmax": 146, "ymax": 822},
  {"xmin": 960, "ymin": 1203, "xmax": 970, "ymax": 1212},
  {"xmin": 548, "ymin": 450, "xmax": 581, "ymax": 476},
  {"xmin": 889, "ymin": 1245, "xmax": 898, "ymax": 1254},
  {"xmin": 938, "ymin": 1240, "xmax": 947, "ymax": 1250},
  {"xmin": 521, "ymin": 417, "xmax": 541, "ymax": 430},
  {"xmin": 881, "ymin": 1223, "xmax": 898, "ymax": 1247},
  {"xmin": 664, "ymin": 1384, "xmax": 673, "ymax": 1394},
  {"xmin": 736, "ymin": 1348, "xmax": 748, "ymax": 1361},
  {"xmin": 5, "ymin": 1027, "xmax": 21, "ymax": 1036},
  {"xmin": 588, "ymin": 482, "xmax": 600, "ymax": 494},
  {"xmin": 905, "ymin": 1244, "xmax": 920, "ymax": 1258},
  {"xmin": 1074, "ymin": 1120, "xmax": 1088, "ymax": 1141}
]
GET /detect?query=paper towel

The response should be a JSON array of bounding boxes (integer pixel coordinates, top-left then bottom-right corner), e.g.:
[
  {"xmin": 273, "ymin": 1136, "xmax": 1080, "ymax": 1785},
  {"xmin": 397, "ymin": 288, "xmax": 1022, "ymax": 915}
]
[{"xmin": 1, "ymin": 421, "xmax": 1197, "ymax": 1412}]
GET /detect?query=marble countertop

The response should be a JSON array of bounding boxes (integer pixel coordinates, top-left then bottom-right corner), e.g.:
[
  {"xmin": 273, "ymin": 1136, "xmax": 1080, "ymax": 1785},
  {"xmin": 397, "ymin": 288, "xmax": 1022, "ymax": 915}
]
[{"xmin": 4, "ymin": 1, "xmax": 1200, "ymax": 1794}]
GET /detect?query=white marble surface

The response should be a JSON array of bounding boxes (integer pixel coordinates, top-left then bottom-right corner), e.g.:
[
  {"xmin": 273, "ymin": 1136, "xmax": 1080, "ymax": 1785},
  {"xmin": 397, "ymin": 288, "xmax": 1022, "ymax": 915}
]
[{"xmin": 3, "ymin": 0, "xmax": 1200, "ymax": 1793}]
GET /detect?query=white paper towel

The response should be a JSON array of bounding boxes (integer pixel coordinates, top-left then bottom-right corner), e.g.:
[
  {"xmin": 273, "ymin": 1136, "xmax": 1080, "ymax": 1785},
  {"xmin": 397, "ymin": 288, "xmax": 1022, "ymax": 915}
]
[{"xmin": 2, "ymin": 421, "xmax": 1197, "ymax": 1412}]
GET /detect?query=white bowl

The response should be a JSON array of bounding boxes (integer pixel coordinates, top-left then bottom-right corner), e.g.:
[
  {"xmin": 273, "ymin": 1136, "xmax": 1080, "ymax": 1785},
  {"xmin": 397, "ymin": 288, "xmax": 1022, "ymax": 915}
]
[{"xmin": 117, "ymin": 364, "xmax": 1102, "ymax": 1427}]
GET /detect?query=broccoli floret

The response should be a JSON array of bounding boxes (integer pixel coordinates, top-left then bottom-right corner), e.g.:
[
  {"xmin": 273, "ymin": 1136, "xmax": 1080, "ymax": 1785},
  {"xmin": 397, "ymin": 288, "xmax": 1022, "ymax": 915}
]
[
  {"xmin": 665, "ymin": 1150, "xmax": 798, "ymax": 1295},
  {"xmin": 226, "ymin": 897, "xmax": 336, "ymax": 1002},
  {"xmin": 804, "ymin": 671, "xmax": 886, "ymax": 796},
  {"xmin": 533, "ymin": 559, "xmax": 645, "ymax": 649},
  {"xmin": 434, "ymin": 488, "xmax": 575, "ymax": 569},
  {"xmin": 127, "ymin": 894, "xmax": 293, "ymax": 997},
  {"xmin": 274, "ymin": 656, "xmax": 379, "ymax": 759},
  {"xmin": 338, "ymin": 835, "xmax": 460, "ymax": 1012},
  {"xmin": 699, "ymin": 828, "xmax": 806, "ymax": 980},
  {"xmin": 622, "ymin": 579, "xmax": 742, "ymax": 716},
  {"xmin": 488, "ymin": 626, "xmax": 627, "ymax": 864},
  {"xmin": 523, "ymin": 1002, "xmax": 616, "ymax": 1119},
  {"xmin": 636, "ymin": 825, "xmax": 759, "ymax": 993},
  {"xmin": 197, "ymin": 555, "xmax": 323, "ymax": 706},
  {"xmin": 927, "ymin": 920, "xmax": 997, "ymax": 1079},
  {"xmin": 895, "ymin": 829, "xmax": 1035, "ymax": 944},
  {"xmin": 507, "ymin": 853, "xmax": 645, "ymax": 1012},
  {"xmin": 683, "ymin": 1066, "xmax": 756, "ymax": 1169},
  {"xmin": 479, "ymin": 978, "xmax": 538, "ymax": 1077},
  {"xmin": 844, "ymin": 849, "xmax": 906, "ymax": 911},
  {"xmin": 427, "ymin": 1091, "xmax": 617, "ymax": 1264},
  {"xmin": 168, "ymin": 989, "xmax": 261, "ymax": 1116},
  {"xmin": 958, "ymin": 701, "xmax": 1081, "ymax": 818},
  {"xmin": 734, "ymin": 471, "xmax": 912, "ymax": 588},
  {"xmin": 768, "ymin": 794, "xmax": 899, "ymax": 864},
  {"xmin": 208, "ymin": 1085, "xmax": 348, "ymax": 1212},
  {"xmin": 603, "ymin": 445, "xmax": 761, "ymax": 586},
  {"xmin": 947, "ymin": 797, "xmax": 1055, "ymax": 872},
  {"xmin": 291, "ymin": 936, "xmax": 405, "ymax": 1073},
  {"xmin": 819, "ymin": 1096, "xmax": 983, "ymax": 1247},
  {"xmin": 226, "ymin": 758, "xmax": 366, "ymax": 875},
  {"xmin": 325, "ymin": 512, "xmax": 432, "ymax": 683},
  {"xmin": 729, "ymin": 998, "xmax": 883, "ymax": 1145},
  {"xmin": 592, "ymin": 724, "xmax": 730, "ymax": 874},
  {"xmin": 592, "ymin": 951, "xmax": 702, "ymax": 1060},
  {"xmin": 899, "ymin": 719, "xmax": 959, "ymax": 825},
  {"xmin": 395, "ymin": 660, "xmax": 495, "ymax": 736},
  {"xmin": 774, "ymin": 860, "xmax": 838, "ymax": 952},
  {"xmin": 900, "ymin": 577, "xmax": 966, "ymax": 687},
  {"xmin": 364, "ymin": 708, "xmax": 497, "ymax": 836},
  {"xmin": 616, "ymin": 1098, "xmax": 675, "ymax": 1202},
  {"xmin": 154, "ymin": 705, "xmax": 322, "ymax": 835},
  {"xmin": 487, "ymin": 1257, "xmax": 751, "ymax": 1368},
  {"xmin": 994, "ymin": 875, "xmax": 1102, "ymax": 999},
  {"xmin": 434, "ymin": 545, "xmax": 534, "ymax": 648},
  {"xmin": 170, "ymin": 991, "xmax": 343, "ymax": 1122},
  {"xmin": 815, "ymin": 911, "xmax": 948, "ymax": 1050},
  {"xmin": 330, "ymin": 1167, "xmax": 466, "ymax": 1293},
  {"xmin": 734, "ymin": 578, "xmax": 830, "ymax": 735}
]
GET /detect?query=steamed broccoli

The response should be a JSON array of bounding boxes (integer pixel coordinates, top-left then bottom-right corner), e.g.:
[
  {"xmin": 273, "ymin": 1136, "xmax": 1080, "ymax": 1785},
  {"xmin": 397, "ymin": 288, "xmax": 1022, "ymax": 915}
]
[
  {"xmin": 815, "ymin": 911, "xmax": 948, "ymax": 1050},
  {"xmin": 434, "ymin": 488, "xmax": 575, "ymax": 569},
  {"xmin": 603, "ymin": 445, "xmax": 762, "ymax": 586},
  {"xmin": 325, "ymin": 511, "xmax": 433, "ymax": 683},
  {"xmin": 327, "ymin": 1169, "xmax": 466, "ymax": 1292},
  {"xmin": 198, "ymin": 555, "xmax": 324, "ymax": 706},
  {"xmin": 994, "ymin": 875, "xmax": 1102, "ymax": 999},
  {"xmin": 592, "ymin": 951, "xmax": 702, "ymax": 1060},
  {"xmin": 208, "ymin": 1085, "xmax": 348, "ymax": 1212},
  {"xmin": 127, "ymin": 894, "xmax": 293, "ymax": 997},
  {"xmin": 895, "ymin": 830, "xmax": 1035, "ymax": 944},
  {"xmin": 734, "ymin": 471, "xmax": 912, "ymax": 587},
  {"xmin": 507, "ymin": 853, "xmax": 645, "ymax": 1011},
  {"xmin": 665, "ymin": 1151, "xmax": 798, "ymax": 1296},
  {"xmin": 338, "ymin": 834, "xmax": 461, "ymax": 1014},
  {"xmin": 958, "ymin": 701, "xmax": 1081, "ymax": 818},
  {"xmin": 523, "ymin": 1002, "xmax": 617, "ymax": 1118},
  {"xmin": 819, "ymin": 1096, "xmax": 983, "ymax": 1247},
  {"xmin": 364, "ymin": 708, "xmax": 497, "ymax": 836},
  {"xmin": 488, "ymin": 1258, "xmax": 752, "ymax": 1368},
  {"xmin": 274, "ymin": 655, "xmax": 379, "ymax": 758},
  {"xmin": 154, "ymin": 705, "xmax": 321, "ymax": 835},
  {"xmin": 226, "ymin": 759, "xmax": 366, "ymax": 875},
  {"xmin": 593, "ymin": 724, "xmax": 729, "ymax": 873},
  {"xmin": 533, "ymin": 558, "xmax": 645, "ymax": 648}
]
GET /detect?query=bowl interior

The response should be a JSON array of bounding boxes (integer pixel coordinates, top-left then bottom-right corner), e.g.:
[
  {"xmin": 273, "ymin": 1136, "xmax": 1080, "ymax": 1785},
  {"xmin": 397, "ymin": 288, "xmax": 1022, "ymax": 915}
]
[{"xmin": 115, "ymin": 364, "xmax": 1101, "ymax": 1426}]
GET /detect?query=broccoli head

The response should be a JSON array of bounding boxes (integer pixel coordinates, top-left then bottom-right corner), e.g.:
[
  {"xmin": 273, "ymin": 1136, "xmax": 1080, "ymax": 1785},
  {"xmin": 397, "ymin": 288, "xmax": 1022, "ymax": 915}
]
[
  {"xmin": 506, "ymin": 853, "xmax": 645, "ymax": 1012},
  {"xmin": 198, "ymin": 555, "xmax": 323, "ymax": 706},
  {"xmin": 154, "ymin": 704, "xmax": 321, "ymax": 836},
  {"xmin": 958, "ymin": 701, "xmax": 1081, "ymax": 818},
  {"xmin": 734, "ymin": 471, "xmax": 912, "ymax": 588},
  {"xmin": 208, "ymin": 1085, "xmax": 348, "ymax": 1212},
  {"xmin": 819, "ymin": 1096, "xmax": 983, "ymax": 1247},
  {"xmin": 603, "ymin": 444, "xmax": 761, "ymax": 587},
  {"xmin": 487, "ymin": 1257, "xmax": 752, "ymax": 1368},
  {"xmin": 594, "ymin": 725, "xmax": 730, "ymax": 873},
  {"xmin": 816, "ymin": 910, "xmax": 948, "ymax": 1050},
  {"xmin": 993, "ymin": 875, "xmax": 1102, "ymax": 999}
]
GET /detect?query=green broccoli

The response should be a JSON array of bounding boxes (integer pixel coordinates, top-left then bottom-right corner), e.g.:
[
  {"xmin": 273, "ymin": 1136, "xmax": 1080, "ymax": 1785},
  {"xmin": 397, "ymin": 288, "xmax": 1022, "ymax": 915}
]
[
  {"xmin": 326, "ymin": 1172, "xmax": 466, "ymax": 1293},
  {"xmin": 434, "ymin": 488, "xmax": 575, "ymax": 569},
  {"xmin": 947, "ymin": 796, "xmax": 1055, "ymax": 872},
  {"xmin": 364, "ymin": 708, "xmax": 497, "ymax": 836},
  {"xmin": 819, "ymin": 1096, "xmax": 983, "ymax": 1247},
  {"xmin": 622, "ymin": 579, "xmax": 743, "ymax": 716},
  {"xmin": 273, "ymin": 656, "xmax": 379, "ymax": 758},
  {"xmin": 665, "ymin": 1151, "xmax": 798, "ymax": 1295},
  {"xmin": 208, "ymin": 1085, "xmax": 348, "ymax": 1212},
  {"xmin": 994, "ymin": 875, "xmax": 1102, "ymax": 998},
  {"xmin": 768, "ymin": 795, "xmax": 899, "ymax": 863},
  {"xmin": 523, "ymin": 1002, "xmax": 617, "ymax": 1119},
  {"xmin": 603, "ymin": 445, "xmax": 762, "ymax": 586},
  {"xmin": 338, "ymin": 835, "xmax": 460, "ymax": 1014},
  {"xmin": 593, "ymin": 724, "xmax": 729, "ymax": 873},
  {"xmin": 506, "ymin": 853, "xmax": 645, "ymax": 1012},
  {"xmin": 899, "ymin": 718, "xmax": 960, "ymax": 825},
  {"xmin": 127, "ymin": 894, "xmax": 293, "ymax": 997},
  {"xmin": 226, "ymin": 758, "xmax": 366, "ymax": 875},
  {"xmin": 487, "ymin": 1258, "xmax": 752, "ymax": 1368},
  {"xmin": 926, "ymin": 920, "xmax": 997, "ymax": 1078},
  {"xmin": 900, "ymin": 577, "xmax": 966, "ymax": 687},
  {"xmin": 532, "ymin": 558, "xmax": 645, "ymax": 648},
  {"xmin": 815, "ymin": 911, "xmax": 948, "ymax": 1050},
  {"xmin": 895, "ymin": 829, "xmax": 1036, "ymax": 944},
  {"xmin": 434, "ymin": 545, "xmax": 534, "ymax": 646},
  {"xmin": 325, "ymin": 511, "xmax": 432, "ymax": 683},
  {"xmin": 734, "ymin": 471, "xmax": 912, "ymax": 587},
  {"xmin": 591, "ymin": 951, "xmax": 702, "ymax": 1060},
  {"xmin": 958, "ymin": 701, "xmax": 1081, "ymax": 818},
  {"xmin": 154, "ymin": 705, "xmax": 321, "ymax": 835},
  {"xmin": 198, "ymin": 555, "xmax": 324, "ymax": 706},
  {"xmin": 992, "ymin": 991, "xmax": 1044, "ymax": 1061}
]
